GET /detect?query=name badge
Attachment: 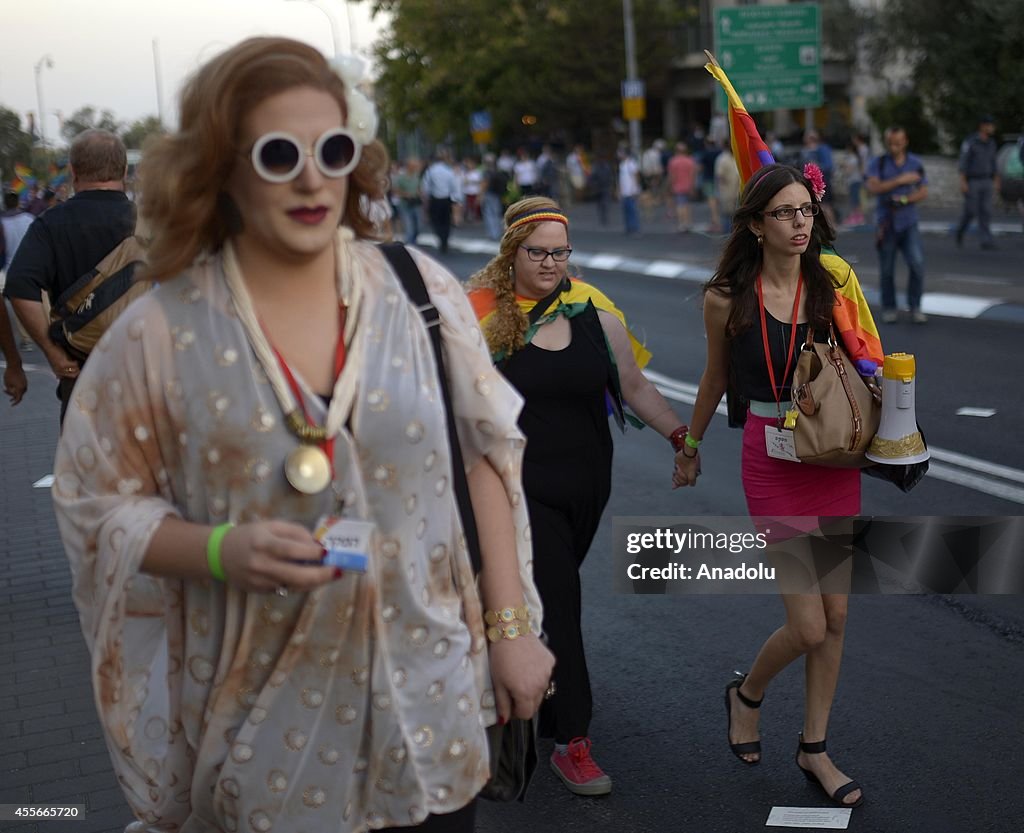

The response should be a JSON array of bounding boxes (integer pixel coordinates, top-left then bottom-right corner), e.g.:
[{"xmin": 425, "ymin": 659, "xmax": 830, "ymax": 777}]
[
  {"xmin": 764, "ymin": 426, "xmax": 801, "ymax": 463},
  {"xmin": 313, "ymin": 516, "xmax": 375, "ymax": 573}
]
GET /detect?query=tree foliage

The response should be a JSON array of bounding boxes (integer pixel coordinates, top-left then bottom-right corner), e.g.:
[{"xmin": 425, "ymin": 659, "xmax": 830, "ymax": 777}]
[
  {"xmin": 367, "ymin": 0, "xmax": 684, "ymax": 145},
  {"xmin": 867, "ymin": 94, "xmax": 939, "ymax": 154},
  {"xmin": 874, "ymin": 0, "xmax": 1024, "ymax": 145},
  {"xmin": 820, "ymin": 0, "xmax": 868, "ymax": 61},
  {"xmin": 0, "ymin": 106, "xmax": 33, "ymax": 180},
  {"xmin": 121, "ymin": 116, "xmax": 166, "ymax": 150},
  {"xmin": 61, "ymin": 106, "xmax": 121, "ymax": 140}
]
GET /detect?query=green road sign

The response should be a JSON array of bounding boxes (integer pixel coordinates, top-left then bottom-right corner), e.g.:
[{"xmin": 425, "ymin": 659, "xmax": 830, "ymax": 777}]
[{"xmin": 714, "ymin": 2, "xmax": 822, "ymax": 112}]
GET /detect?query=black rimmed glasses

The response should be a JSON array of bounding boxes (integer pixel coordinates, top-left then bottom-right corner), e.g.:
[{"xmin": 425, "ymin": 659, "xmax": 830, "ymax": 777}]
[
  {"xmin": 519, "ymin": 245, "xmax": 573, "ymax": 262},
  {"xmin": 763, "ymin": 203, "xmax": 820, "ymax": 221},
  {"xmin": 247, "ymin": 128, "xmax": 361, "ymax": 183}
]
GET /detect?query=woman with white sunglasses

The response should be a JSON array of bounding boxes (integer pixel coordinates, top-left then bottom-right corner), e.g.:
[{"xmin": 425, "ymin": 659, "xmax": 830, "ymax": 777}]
[{"xmin": 52, "ymin": 37, "xmax": 552, "ymax": 833}]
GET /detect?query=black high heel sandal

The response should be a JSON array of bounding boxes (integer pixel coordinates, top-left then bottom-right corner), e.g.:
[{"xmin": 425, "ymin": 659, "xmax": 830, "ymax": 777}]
[
  {"xmin": 724, "ymin": 671, "xmax": 763, "ymax": 765},
  {"xmin": 795, "ymin": 733, "xmax": 864, "ymax": 808}
]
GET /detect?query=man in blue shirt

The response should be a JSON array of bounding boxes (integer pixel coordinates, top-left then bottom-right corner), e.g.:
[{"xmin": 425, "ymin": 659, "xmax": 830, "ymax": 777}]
[{"xmin": 866, "ymin": 126, "xmax": 929, "ymax": 324}]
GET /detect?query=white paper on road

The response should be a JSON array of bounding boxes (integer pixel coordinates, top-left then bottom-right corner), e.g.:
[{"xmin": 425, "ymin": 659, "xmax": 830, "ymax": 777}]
[
  {"xmin": 33, "ymin": 474, "xmax": 55, "ymax": 488},
  {"xmin": 956, "ymin": 407, "xmax": 997, "ymax": 418},
  {"xmin": 765, "ymin": 806, "xmax": 852, "ymax": 829}
]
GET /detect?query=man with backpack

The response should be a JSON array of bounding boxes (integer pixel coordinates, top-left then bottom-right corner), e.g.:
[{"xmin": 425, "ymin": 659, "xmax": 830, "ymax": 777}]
[
  {"xmin": 865, "ymin": 126, "xmax": 929, "ymax": 324},
  {"xmin": 4, "ymin": 129, "xmax": 136, "ymax": 423}
]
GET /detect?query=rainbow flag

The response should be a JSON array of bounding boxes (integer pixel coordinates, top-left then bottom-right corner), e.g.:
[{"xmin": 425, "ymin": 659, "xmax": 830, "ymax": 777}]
[
  {"xmin": 469, "ymin": 277, "xmax": 652, "ymax": 430},
  {"xmin": 49, "ymin": 162, "xmax": 69, "ymax": 188},
  {"xmin": 823, "ymin": 252, "xmax": 884, "ymax": 374},
  {"xmin": 11, "ymin": 164, "xmax": 34, "ymax": 195},
  {"xmin": 705, "ymin": 55, "xmax": 882, "ymax": 374},
  {"xmin": 704, "ymin": 59, "xmax": 774, "ymax": 189},
  {"xmin": 468, "ymin": 277, "xmax": 651, "ymax": 368}
]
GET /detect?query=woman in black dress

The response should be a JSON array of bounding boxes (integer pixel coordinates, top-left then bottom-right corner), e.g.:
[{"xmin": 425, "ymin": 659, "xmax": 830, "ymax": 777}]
[{"xmin": 467, "ymin": 197, "xmax": 690, "ymax": 796}]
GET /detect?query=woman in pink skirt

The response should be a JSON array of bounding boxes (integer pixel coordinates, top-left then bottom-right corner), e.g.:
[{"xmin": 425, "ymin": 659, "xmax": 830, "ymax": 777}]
[{"xmin": 674, "ymin": 164, "xmax": 864, "ymax": 808}]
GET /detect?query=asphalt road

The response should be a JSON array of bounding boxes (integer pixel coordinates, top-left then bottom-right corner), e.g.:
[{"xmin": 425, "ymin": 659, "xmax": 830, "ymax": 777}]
[{"xmin": 444, "ymin": 238, "xmax": 1024, "ymax": 831}]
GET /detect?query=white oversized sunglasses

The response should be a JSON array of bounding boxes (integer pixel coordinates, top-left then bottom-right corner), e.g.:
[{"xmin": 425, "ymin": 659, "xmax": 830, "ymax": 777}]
[{"xmin": 247, "ymin": 128, "xmax": 361, "ymax": 183}]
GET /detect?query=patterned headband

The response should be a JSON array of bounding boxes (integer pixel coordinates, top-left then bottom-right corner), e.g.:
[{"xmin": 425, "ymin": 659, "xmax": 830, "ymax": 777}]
[{"xmin": 505, "ymin": 209, "xmax": 569, "ymax": 233}]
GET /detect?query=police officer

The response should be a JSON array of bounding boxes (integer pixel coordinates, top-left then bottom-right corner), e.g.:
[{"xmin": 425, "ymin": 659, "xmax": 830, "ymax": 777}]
[{"xmin": 955, "ymin": 115, "xmax": 1000, "ymax": 250}]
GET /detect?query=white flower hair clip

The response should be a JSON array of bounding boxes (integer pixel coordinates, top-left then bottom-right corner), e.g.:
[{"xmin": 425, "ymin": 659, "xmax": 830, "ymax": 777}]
[{"xmin": 329, "ymin": 55, "xmax": 378, "ymax": 146}]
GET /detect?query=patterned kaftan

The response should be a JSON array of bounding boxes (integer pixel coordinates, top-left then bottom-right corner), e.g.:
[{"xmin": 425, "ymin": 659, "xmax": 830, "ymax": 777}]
[{"xmin": 52, "ymin": 236, "xmax": 541, "ymax": 833}]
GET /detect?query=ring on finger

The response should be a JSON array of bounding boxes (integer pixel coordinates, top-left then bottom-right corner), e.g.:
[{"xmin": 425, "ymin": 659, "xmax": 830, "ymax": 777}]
[{"xmin": 544, "ymin": 681, "xmax": 556, "ymax": 699}]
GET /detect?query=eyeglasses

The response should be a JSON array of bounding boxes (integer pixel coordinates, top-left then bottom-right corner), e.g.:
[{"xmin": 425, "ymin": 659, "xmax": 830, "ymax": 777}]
[
  {"xmin": 247, "ymin": 128, "xmax": 361, "ymax": 183},
  {"xmin": 763, "ymin": 203, "xmax": 820, "ymax": 221},
  {"xmin": 519, "ymin": 245, "xmax": 573, "ymax": 262}
]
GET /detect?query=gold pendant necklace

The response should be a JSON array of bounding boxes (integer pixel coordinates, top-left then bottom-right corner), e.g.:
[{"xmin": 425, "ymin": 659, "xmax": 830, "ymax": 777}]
[
  {"xmin": 284, "ymin": 444, "xmax": 332, "ymax": 495},
  {"xmin": 221, "ymin": 238, "xmax": 357, "ymax": 498}
]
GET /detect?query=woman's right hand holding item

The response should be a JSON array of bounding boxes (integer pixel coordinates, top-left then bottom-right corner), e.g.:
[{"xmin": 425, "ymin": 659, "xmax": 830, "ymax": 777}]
[
  {"xmin": 218, "ymin": 520, "xmax": 337, "ymax": 593},
  {"xmin": 489, "ymin": 632, "xmax": 556, "ymax": 723}
]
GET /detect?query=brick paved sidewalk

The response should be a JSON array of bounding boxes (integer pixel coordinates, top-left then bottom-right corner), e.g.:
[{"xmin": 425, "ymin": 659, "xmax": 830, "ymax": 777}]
[{"xmin": 0, "ymin": 368, "xmax": 133, "ymax": 833}]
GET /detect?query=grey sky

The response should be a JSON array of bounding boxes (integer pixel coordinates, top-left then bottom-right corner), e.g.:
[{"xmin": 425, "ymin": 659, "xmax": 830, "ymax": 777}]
[{"xmin": 1, "ymin": 0, "xmax": 385, "ymax": 144}]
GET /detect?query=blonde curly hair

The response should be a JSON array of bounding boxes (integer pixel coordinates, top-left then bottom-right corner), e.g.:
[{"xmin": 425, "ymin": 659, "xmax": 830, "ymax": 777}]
[{"xmin": 467, "ymin": 196, "xmax": 570, "ymax": 358}]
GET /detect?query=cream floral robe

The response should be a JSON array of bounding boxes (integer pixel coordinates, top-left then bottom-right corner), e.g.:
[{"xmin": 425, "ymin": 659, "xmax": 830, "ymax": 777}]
[{"xmin": 52, "ymin": 238, "xmax": 541, "ymax": 833}]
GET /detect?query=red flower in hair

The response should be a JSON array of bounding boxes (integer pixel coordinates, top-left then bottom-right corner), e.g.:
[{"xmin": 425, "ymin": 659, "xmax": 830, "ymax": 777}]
[{"xmin": 803, "ymin": 163, "xmax": 826, "ymax": 201}]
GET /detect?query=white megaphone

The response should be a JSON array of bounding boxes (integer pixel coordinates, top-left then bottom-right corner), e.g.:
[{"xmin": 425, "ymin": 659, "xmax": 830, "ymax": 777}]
[{"xmin": 866, "ymin": 352, "xmax": 930, "ymax": 465}]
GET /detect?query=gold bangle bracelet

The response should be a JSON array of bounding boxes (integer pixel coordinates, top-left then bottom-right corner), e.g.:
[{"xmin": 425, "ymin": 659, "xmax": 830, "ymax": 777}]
[
  {"xmin": 484, "ymin": 604, "xmax": 530, "ymax": 626},
  {"xmin": 486, "ymin": 619, "xmax": 533, "ymax": 643}
]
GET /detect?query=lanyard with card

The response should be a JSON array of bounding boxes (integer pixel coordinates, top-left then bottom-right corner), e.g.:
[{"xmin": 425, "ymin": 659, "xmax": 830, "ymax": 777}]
[{"xmin": 757, "ymin": 273, "xmax": 803, "ymax": 462}]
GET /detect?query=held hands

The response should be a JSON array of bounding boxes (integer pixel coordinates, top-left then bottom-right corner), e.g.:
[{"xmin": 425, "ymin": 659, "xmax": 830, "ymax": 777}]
[
  {"xmin": 219, "ymin": 520, "xmax": 338, "ymax": 593},
  {"xmin": 489, "ymin": 633, "xmax": 556, "ymax": 722},
  {"xmin": 672, "ymin": 448, "xmax": 701, "ymax": 489}
]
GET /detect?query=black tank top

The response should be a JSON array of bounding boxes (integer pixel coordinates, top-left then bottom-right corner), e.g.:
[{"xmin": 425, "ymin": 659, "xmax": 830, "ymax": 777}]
[
  {"xmin": 731, "ymin": 310, "xmax": 825, "ymax": 402},
  {"xmin": 500, "ymin": 311, "xmax": 613, "ymax": 461}
]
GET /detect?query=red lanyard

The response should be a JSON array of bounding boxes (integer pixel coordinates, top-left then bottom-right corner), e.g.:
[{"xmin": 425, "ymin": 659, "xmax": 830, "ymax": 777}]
[
  {"xmin": 267, "ymin": 304, "xmax": 348, "ymax": 472},
  {"xmin": 756, "ymin": 274, "xmax": 802, "ymax": 426}
]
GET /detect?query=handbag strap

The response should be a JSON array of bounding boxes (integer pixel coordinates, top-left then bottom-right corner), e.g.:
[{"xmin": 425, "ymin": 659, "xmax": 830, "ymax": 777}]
[{"xmin": 378, "ymin": 242, "xmax": 484, "ymax": 576}]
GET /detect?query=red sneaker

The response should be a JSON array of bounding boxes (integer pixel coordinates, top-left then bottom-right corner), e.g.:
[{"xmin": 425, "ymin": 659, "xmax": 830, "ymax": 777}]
[{"xmin": 550, "ymin": 737, "xmax": 612, "ymax": 795}]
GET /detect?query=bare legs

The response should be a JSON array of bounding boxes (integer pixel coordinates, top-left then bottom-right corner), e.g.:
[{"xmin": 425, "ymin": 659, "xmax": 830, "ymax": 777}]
[{"xmin": 727, "ymin": 580, "xmax": 862, "ymax": 805}]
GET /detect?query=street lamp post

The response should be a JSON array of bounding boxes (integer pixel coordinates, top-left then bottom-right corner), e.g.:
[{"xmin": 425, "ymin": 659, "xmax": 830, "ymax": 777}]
[
  {"xmin": 34, "ymin": 54, "xmax": 54, "ymax": 146},
  {"xmin": 153, "ymin": 39, "xmax": 167, "ymax": 129},
  {"xmin": 286, "ymin": 0, "xmax": 345, "ymax": 54}
]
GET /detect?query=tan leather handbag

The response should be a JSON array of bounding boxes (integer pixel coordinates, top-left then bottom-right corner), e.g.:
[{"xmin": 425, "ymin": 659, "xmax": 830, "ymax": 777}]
[{"xmin": 790, "ymin": 324, "xmax": 880, "ymax": 468}]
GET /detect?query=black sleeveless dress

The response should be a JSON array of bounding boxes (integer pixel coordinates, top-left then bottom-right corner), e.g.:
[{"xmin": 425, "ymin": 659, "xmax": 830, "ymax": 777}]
[{"xmin": 500, "ymin": 305, "xmax": 614, "ymax": 742}]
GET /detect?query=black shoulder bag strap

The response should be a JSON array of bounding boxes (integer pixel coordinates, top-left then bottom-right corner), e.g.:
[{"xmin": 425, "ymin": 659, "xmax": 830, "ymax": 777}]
[
  {"xmin": 526, "ymin": 277, "xmax": 569, "ymax": 329},
  {"xmin": 378, "ymin": 241, "xmax": 483, "ymax": 575}
]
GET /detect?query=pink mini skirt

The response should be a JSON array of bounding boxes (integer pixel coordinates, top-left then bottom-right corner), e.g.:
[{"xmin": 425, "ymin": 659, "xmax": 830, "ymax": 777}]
[{"xmin": 741, "ymin": 410, "xmax": 861, "ymax": 521}]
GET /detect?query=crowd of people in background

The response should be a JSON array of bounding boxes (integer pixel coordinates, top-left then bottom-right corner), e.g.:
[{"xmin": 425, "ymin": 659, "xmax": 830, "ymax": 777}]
[
  {"xmin": 375, "ymin": 114, "xmax": 1021, "ymax": 253},
  {"xmin": 384, "ymin": 128, "xmax": 750, "ymax": 244}
]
